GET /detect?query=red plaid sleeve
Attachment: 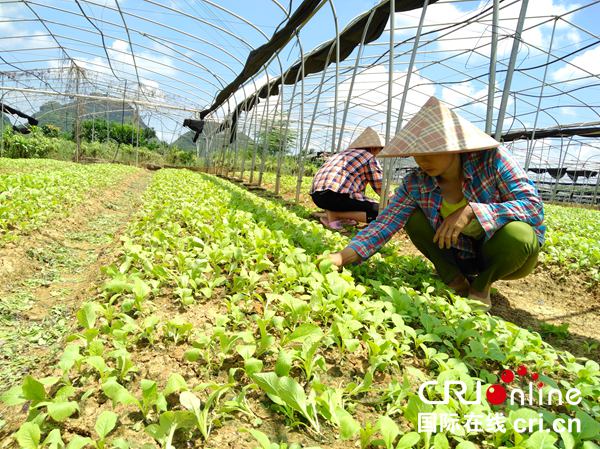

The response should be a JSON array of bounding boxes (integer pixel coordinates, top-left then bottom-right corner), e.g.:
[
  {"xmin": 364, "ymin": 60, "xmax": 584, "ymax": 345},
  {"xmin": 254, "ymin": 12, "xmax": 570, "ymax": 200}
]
[
  {"xmin": 469, "ymin": 148, "xmax": 546, "ymax": 244},
  {"xmin": 348, "ymin": 181, "xmax": 417, "ymax": 259},
  {"xmin": 364, "ymin": 158, "xmax": 383, "ymax": 195}
]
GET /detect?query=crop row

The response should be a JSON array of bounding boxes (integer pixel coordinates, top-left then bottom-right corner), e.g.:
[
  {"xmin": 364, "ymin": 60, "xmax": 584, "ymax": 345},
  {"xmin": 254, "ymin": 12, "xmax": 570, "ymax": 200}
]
[
  {"xmin": 540, "ymin": 204, "xmax": 600, "ymax": 282},
  {"xmin": 2, "ymin": 169, "xmax": 599, "ymax": 449},
  {"xmin": 255, "ymin": 171, "xmax": 600, "ymax": 282},
  {"xmin": 0, "ymin": 158, "xmax": 138, "ymax": 243}
]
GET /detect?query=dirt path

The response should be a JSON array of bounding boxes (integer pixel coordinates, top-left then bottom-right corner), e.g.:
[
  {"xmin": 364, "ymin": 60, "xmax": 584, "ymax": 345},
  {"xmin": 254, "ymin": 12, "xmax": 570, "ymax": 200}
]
[{"xmin": 0, "ymin": 169, "xmax": 152, "ymax": 395}]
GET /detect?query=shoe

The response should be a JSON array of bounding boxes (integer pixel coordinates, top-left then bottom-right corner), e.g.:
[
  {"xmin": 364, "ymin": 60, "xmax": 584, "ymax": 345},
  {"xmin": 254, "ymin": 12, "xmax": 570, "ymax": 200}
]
[
  {"xmin": 447, "ymin": 275, "xmax": 470, "ymax": 297},
  {"xmin": 326, "ymin": 219, "xmax": 346, "ymax": 231},
  {"xmin": 337, "ymin": 219, "xmax": 358, "ymax": 227},
  {"xmin": 320, "ymin": 216, "xmax": 343, "ymax": 231},
  {"xmin": 468, "ymin": 290, "xmax": 492, "ymax": 312}
]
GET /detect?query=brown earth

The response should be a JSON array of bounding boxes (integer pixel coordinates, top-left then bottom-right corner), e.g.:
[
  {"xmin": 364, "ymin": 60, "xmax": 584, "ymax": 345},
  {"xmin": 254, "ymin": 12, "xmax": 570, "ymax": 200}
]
[
  {"xmin": 238, "ymin": 175, "xmax": 600, "ymax": 362},
  {"xmin": 0, "ymin": 171, "xmax": 597, "ymax": 449},
  {"xmin": 0, "ymin": 169, "xmax": 152, "ymax": 402}
]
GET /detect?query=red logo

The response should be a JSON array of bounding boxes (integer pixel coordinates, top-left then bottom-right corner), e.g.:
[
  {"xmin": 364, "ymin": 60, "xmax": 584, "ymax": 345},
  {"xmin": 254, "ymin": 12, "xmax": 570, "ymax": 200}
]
[{"xmin": 486, "ymin": 365, "xmax": 542, "ymax": 405}]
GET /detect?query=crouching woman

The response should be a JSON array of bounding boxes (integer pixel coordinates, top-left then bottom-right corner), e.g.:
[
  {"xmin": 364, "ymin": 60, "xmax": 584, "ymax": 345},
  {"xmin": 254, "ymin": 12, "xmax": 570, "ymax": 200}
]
[
  {"xmin": 310, "ymin": 127, "xmax": 383, "ymax": 230},
  {"xmin": 328, "ymin": 97, "xmax": 545, "ymax": 310}
]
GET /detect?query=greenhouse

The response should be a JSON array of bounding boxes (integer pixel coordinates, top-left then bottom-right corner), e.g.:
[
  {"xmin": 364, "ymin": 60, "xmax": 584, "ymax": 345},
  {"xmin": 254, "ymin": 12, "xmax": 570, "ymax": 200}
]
[{"xmin": 0, "ymin": 1, "xmax": 599, "ymax": 448}]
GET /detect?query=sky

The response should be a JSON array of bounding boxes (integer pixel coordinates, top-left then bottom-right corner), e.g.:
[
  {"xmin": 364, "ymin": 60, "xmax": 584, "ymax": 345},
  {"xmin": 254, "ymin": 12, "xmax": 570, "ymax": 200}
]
[{"xmin": 0, "ymin": 0, "xmax": 599, "ymax": 169}]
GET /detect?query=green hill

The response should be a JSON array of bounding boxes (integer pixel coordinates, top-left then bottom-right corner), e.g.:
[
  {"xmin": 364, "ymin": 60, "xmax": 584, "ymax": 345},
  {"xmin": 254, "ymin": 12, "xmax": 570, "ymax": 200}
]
[
  {"xmin": 173, "ymin": 120, "xmax": 254, "ymax": 152},
  {"xmin": 33, "ymin": 97, "xmax": 147, "ymax": 134}
]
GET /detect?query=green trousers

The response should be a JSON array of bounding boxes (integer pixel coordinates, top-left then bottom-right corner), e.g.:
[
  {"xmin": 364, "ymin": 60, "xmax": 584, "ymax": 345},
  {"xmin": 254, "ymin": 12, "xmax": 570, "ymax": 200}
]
[{"xmin": 404, "ymin": 208, "xmax": 540, "ymax": 291}]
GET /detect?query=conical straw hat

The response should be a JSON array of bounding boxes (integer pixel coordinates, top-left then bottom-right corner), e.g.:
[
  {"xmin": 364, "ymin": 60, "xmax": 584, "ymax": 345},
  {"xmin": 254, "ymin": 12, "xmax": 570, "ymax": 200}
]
[
  {"xmin": 347, "ymin": 127, "xmax": 383, "ymax": 150},
  {"xmin": 379, "ymin": 96, "xmax": 500, "ymax": 158}
]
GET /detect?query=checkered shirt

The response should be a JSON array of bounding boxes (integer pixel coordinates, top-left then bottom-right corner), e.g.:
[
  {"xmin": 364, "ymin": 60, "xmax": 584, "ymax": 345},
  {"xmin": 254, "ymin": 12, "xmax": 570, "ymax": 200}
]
[
  {"xmin": 348, "ymin": 146, "xmax": 546, "ymax": 260},
  {"xmin": 310, "ymin": 148, "xmax": 383, "ymax": 201}
]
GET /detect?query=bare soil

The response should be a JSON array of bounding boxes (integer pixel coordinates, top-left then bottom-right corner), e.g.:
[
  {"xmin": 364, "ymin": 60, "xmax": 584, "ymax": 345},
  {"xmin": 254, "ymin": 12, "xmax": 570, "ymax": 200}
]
[
  {"xmin": 0, "ymin": 169, "xmax": 152, "ymax": 395},
  {"xmin": 0, "ymin": 172, "xmax": 596, "ymax": 449},
  {"xmin": 240, "ymin": 176, "xmax": 600, "ymax": 362}
]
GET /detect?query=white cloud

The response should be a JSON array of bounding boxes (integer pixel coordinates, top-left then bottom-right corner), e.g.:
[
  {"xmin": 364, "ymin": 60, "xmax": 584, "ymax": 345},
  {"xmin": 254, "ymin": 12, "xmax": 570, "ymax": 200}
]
[
  {"xmin": 441, "ymin": 81, "xmax": 488, "ymax": 110},
  {"xmin": 391, "ymin": 0, "xmax": 582, "ymax": 61},
  {"xmin": 333, "ymin": 64, "xmax": 436, "ymax": 146},
  {"xmin": 559, "ymin": 107, "xmax": 578, "ymax": 117},
  {"xmin": 106, "ymin": 39, "xmax": 178, "ymax": 78},
  {"xmin": 0, "ymin": 4, "xmax": 54, "ymax": 51},
  {"xmin": 551, "ymin": 45, "xmax": 600, "ymax": 83}
]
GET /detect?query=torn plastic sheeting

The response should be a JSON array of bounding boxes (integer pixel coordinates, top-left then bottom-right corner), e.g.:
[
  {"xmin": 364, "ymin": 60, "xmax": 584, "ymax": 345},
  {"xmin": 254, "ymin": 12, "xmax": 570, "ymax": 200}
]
[
  {"xmin": 209, "ymin": 0, "xmax": 434, "ymax": 124},
  {"xmin": 199, "ymin": 0, "xmax": 323, "ymax": 120},
  {"xmin": 211, "ymin": 0, "xmax": 434, "ymax": 142}
]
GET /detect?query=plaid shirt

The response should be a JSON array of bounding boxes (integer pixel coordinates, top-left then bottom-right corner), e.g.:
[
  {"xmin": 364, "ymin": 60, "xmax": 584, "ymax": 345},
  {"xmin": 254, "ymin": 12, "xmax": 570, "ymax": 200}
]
[
  {"xmin": 311, "ymin": 148, "xmax": 382, "ymax": 201},
  {"xmin": 348, "ymin": 146, "xmax": 546, "ymax": 260}
]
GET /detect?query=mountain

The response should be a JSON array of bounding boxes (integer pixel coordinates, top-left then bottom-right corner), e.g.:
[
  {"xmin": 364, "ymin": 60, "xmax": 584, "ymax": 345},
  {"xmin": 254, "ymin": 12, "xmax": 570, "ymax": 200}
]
[
  {"xmin": 33, "ymin": 97, "xmax": 147, "ymax": 133},
  {"xmin": 1, "ymin": 113, "xmax": 12, "ymax": 131},
  {"xmin": 172, "ymin": 120, "xmax": 254, "ymax": 152}
]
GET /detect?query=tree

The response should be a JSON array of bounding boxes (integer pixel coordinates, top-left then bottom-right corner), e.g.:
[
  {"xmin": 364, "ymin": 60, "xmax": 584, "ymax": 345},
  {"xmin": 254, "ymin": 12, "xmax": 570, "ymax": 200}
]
[
  {"xmin": 77, "ymin": 119, "xmax": 157, "ymax": 147},
  {"xmin": 257, "ymin": 120, "xmax": 296, "ymax": 155}
]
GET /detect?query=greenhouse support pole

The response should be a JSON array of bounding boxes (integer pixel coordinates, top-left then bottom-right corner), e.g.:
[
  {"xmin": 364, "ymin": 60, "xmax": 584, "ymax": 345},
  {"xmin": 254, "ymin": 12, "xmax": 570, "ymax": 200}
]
[
  {"xmin": 380, "ymin": 0, "xmax": 397, "ymax": 211},
  {"xmin": 274, "ymin": 83, "xmax": 289, "ymax": 195},
  {"xmin": 219, "ymin": 100, "xmax": 233, "ymax": 176},
  {"xmin": 195, "ymin": 111, "xmax": 201, "ymax": 160},
  {"xmin": 112, "ymin": 79, "xmax": 128, "ymax": 163},
  {"xmin": 328, "ymin": 0, "xmax": 340, "ymax": 153},
  {"xmin": 552, "ymin": 137, "xmax": 571, "ymax": 202},
  {"xmin": 229, "ymin": 92, "xmax": 245, "ymax": 178},
  {"xmin": 593, "ymin": 170, "xmax": 600, "ymax": 206},
  {"xmin": 258, "ymin": 84, "xmax": 274, "ymax": 186},
  {"xmin": 573, "ymin": 144, "xmax": 583, "ymax": 203},
  {"xmin": 337, "ymin": 9, "xmax": 377, "ymax": 153},
  {"xmin": 296, "ymin": 44, "xmax": 336, "ymax": 203},
  {"xmin": 75, "ymin": 68, "xmax": 82, "ymax": 163},
  {"xmin": 240, "ymin": 99, "xmax": 258, "ymax": 181},
  {"xmin": 494, "ymin": 0, "xmax": 529, "ymax": 140},
  {"xmin": 206, "ymin": 136, "xmax": 213, "ymax": 171},
  {"xmin": 294, "ymin": 53, "xmax": 307, "ymax": 203},
  {"xmin": 1, "ymin": 75, "xmax": 4, "ymax": 157},
  {"xmin": 92, "ymin": 101, "xmax": 96, "ymax": 142},
  {"xmin": 525, "ymin": 19, "xmax": 557, "ymax": 171},
  {"xmin": 135, "ymin": 98, "xmax": 140, "ymax": 167},
  {"xmin": 249, "ymin": 71, "xmax": 270, "ymax": 184},
  {"xmin": 393, "ymin": 0, "xmax": 429, "ymax": 136},
  {"xmin": 275, "ymin": 35, "xmax": 301, "ymax": 195},
  {"xmin": 106, "ymin": 93, "xmax": 110, "ymax": 157},
  {"xmin": 238, "ymin": 107, "xmax": 251, "ymax": 180},
  {"xmin": 275, "ymin": 62, "xmax": 304, "ymax": 195},
  {"xmin": 485, "ymin": 0, "xmax": 499, "ymax": 134},
  {"xmin": 259, "ymin": 86, "xmax": 283, "ymax": 186},
  {"xmin": 380, "ymin": 0, "xmax": 429, "ymax": 210}
]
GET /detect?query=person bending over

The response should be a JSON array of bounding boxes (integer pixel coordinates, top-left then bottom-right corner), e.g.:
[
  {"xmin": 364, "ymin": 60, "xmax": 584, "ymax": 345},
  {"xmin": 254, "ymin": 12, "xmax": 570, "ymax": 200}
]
[
  {"xmin": 327, "ymin": 97, "xmax": 545, "ymax": 310},
  {"xmin": 310, "ymin": 127, "xmax": 383, "ymax": 230}
]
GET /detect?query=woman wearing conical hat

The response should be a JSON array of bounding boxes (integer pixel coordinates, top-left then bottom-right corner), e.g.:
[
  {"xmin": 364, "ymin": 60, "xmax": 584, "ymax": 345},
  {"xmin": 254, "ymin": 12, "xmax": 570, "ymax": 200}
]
[
  {"xmin": 310, "ymin": 127, "xmax": 384, "ymax": 230},
  {"xmin": 327, "ymin": 97, "xmax": 545, "ymax": 310}
]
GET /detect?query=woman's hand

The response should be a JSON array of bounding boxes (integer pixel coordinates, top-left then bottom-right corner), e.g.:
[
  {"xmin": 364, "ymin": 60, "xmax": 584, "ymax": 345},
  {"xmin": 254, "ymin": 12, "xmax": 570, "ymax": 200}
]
[
  {"xmin": 433, "ymin": 204, "xmax": 475, "ymax": 249},
  {"xmin": 325, "ymin": 247, "xmax": 361, "ymax": 267}
]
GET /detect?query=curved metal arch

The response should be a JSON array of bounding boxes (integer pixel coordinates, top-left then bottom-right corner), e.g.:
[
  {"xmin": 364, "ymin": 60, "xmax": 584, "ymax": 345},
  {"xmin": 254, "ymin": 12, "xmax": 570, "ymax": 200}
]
[
  {"xmin": 57, "ymin": 45, "xmax": 216, "ymax": 104},
  {"xmin": 29, "ymin": 0, "xmax": 246, "ymax": 73},
  {"xmin": 41, "ymin": 31, "xmax": 223, "ymax": 94},
  {"xmin": 142, "ymin": 0, "xmax": 254, "ymax": 51},
  {"xmin": 326, "ymin": 0, "xmax": 340, "ymax": 153}
]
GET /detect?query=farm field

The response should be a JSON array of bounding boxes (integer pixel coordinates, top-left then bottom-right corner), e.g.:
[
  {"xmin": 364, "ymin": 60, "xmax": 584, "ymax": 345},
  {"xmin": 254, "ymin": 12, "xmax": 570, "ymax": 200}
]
[
  {"xmin": 241, "ymin": 170, "xmax": 600, "ymax": 358},
  {"xmin": 0, "ymin": 159, "xmax": 139, "ymax": 245},
  {"xmin": 0, "ymin": 164, "xmax": 598, "ymax": 449}
]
